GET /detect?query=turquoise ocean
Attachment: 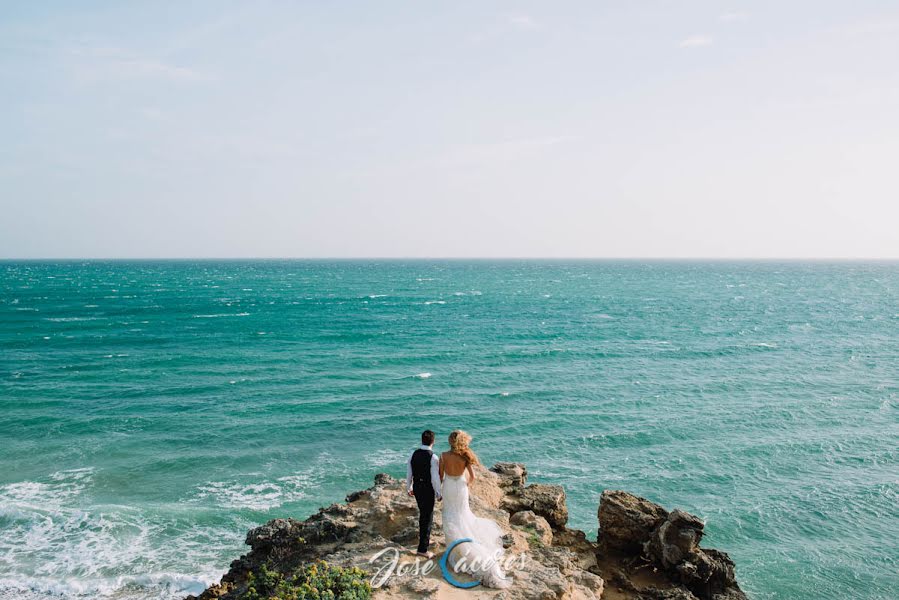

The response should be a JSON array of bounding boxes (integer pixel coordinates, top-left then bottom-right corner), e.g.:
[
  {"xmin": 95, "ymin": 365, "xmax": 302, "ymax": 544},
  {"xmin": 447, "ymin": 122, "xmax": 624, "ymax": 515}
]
[{"xmin": 1, "ymin": 260, "xmax": 896, "ymax": 600}]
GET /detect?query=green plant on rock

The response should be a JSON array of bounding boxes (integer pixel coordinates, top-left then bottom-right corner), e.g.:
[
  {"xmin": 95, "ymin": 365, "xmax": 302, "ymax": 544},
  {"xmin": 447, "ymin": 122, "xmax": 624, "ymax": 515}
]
[
  {"xmin": 243, "ymin": 560, "xmax": 372, "ymax": 600},
  {"xmin": 517, "ymin": 524, "xmax": 545, "ymax": 548}
]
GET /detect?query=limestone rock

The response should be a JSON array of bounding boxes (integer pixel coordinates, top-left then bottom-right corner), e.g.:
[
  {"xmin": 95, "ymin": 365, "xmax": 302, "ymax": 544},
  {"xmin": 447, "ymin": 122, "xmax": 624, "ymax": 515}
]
[
  {"xmin": 643, "ymin": 509, "xmax": 747, "ymax": 600},
  {"xmin": 510, "ymin": 510, "xmax": 553, "ymax": 546},
  {"xmin": 638, "ymin": 587, "xmax": 701, "ymax": 600},
  {"xmin": 503, "ymin": 483, "xmax": 568, "ymax": 529},
  {"xmin": 598, "ymin": 490, "xmax": 669, "ymax": 552},
  {"xmin": 644, "ymin": 509, "xmax": 704, "ymax": 568},
  {"xmin": 491, "ymin": 462, "xmax": 528, "ymax": 490},
  {"xmin": 245, "ymin": 518, "xmax": 305, "ymax": 552},
  {"xmin": 374, "ymin": 473, "xmax": 397, "ymax": 486},
  {"xmin": 188, "ymin": 463, "xmax": 746, "ymax": 600}
]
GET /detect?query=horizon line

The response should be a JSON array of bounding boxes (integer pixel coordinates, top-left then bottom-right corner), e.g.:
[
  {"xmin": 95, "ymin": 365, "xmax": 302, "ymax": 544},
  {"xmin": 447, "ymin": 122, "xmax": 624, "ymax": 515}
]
[{"xmin": 2, "ymin": 256, "xmax": 898, "ymax": 262}]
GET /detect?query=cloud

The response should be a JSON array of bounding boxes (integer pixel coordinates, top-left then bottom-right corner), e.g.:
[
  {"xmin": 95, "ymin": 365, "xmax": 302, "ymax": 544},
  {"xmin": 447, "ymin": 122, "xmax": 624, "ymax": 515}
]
[
  {"xmin": 138, "ymin": 107, "xmax": 164, "ymax": 120},
  {"xmin": 508, "ymin": 14, "xmax": 540, "ymax": 31},
  {"xmin": 719, "ymin": 12, "xmax": 749, "ymax": 22},
  {"xmin": 352, "ymin": 135, "xmax": 579, "ymax": 178},
  {"xmin": 678, "ymin": 35, "xmax": 713, "ymax": 48},
  {"xmin": 67, "ymin": 46, "xmax": 207, "ymax": 82},
  {"xmin": 404, "ymin": 135, "xmax": 580, "ymax": 172},
  {"xmin": 110, "ymin": 57, "xmax": 201, "ymax": 80},
  {"xmin": 467, "ymin": 14, "xmax": 542, "ymax": 44},
  {"xmin": 837, "ymin": 19, "xmax": 899, "ymax": 36}
]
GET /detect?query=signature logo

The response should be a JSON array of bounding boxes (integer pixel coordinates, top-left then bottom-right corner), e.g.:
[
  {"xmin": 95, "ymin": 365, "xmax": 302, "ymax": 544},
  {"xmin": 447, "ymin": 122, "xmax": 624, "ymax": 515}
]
[
  {"xmin": 368, "ymin": 544, "xmax": 524, "ymax": 589},
  {"xmin": 439, "ymin": 538, "xmax": 479, "ymax": 588}
]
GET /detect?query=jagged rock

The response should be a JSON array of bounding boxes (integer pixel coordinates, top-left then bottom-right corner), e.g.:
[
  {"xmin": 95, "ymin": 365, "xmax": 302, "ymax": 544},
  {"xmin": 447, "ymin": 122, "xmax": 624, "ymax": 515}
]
[
  {"xmin": 644, "ymin": 510, "xmax": 747, "ymax": 600},
  {"xmin": 645, "ymin": 509, "xmax": 704, "ymax": 568},
  {"xmin": 347, "ymin": 489, "xmax": 370, "ymax": 502},
  {"xmin": 192, "ymin": 582, "xmax": 232, "ymax": 599},
  {"xmin": 598, "ymin": 490, "xmax": 669, "ymax": 552},
  {"xmin": 245, "ymin": 518, "xmax": 304, "ymax": 552},
  {"xmin": 403, "ymin": 576, "xmax": 439, "ymax": 596},
  {"xmin": 503, "ymin": 483, "xmax": 568, "ymax": 529},
  {"xmin": 189, "ymin": 463, "xmax": 745, "ymax": 600},
  {"xmin": 608, "ymin": 567, "xmax": 638, "ymax": 592},
  {"xmin": 374, "ymin": 473, "xmax": 397, "ymax": 486},
  {"xmin": 638, "ymin": 587, "xmax": 701, "ymax": 600},
  {"xmin": 491, "ymin": 462, "xmax": 528, "ymax": 490},
  {"xmin": 510, "ymin": 510, "xmax": 553, "ymax": 545}
]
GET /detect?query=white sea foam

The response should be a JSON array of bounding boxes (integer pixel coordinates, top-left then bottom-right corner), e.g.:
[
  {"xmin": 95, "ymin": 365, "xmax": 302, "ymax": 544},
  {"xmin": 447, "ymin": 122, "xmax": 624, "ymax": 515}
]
[
  {"xmin": 194, "ymin": 470, "xmax": 321, "ymax": 511},
  {"xmin": 368, "ymin": 294, "xmax": 388, "ymax": 298},
  {"xmin": 0, "ymin": 571, "xmax": 219, "ymax": 600},
  {"xmin": 414, "ymin": 372, "xmax": 432, "ymax": 379},
  {"xmin": 195, "ymin": 481, "xmax": 290, "ymax": 510},
  {"xmin": 43, "ymin": 317, "xmax": 101, "ymax": 322},
  {"xmin": 192, "ymin": 313, "xmax": 250, "ymax": 318},
  {"xmin": 366, "ymin": 448, "xmax": 407, "ymax": 468},
  {"xmin": 423, "ymin": 300, "xmax": 446, "ymax": 305},
  {"xmin": 0, "ymin": 468, "xmax": 239, "ymax": 600}
]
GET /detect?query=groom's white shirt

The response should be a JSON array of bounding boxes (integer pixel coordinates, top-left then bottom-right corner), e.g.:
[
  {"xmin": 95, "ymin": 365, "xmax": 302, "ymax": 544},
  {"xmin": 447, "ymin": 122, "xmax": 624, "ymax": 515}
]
[{"xmin": 406, "ymin": 444, "xmax": 442, "ymax": 499}]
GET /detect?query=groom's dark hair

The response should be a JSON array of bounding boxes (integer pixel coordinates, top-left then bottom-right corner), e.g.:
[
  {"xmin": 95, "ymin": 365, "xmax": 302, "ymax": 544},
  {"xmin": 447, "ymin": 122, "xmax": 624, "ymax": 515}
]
[{"xmin": 421, "ymin": 430, "xmax": 435, "ymax": 445}]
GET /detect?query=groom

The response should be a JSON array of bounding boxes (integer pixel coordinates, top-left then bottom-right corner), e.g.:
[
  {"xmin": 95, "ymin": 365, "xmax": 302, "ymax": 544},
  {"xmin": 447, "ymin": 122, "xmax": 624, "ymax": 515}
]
[{"xmin": 406, "ymin": 429, "xmax": 442, "ymax": 558}]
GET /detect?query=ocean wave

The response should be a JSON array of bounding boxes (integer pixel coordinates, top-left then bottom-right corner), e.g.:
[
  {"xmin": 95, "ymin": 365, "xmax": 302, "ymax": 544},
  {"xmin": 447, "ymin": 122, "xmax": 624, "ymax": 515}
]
[
  {"xmin": 0, "ymin": 468, "xmax": 225, "ymax": 600},
  {"xmin": 0, "ymin": 468, "xmax": 94, "ymax": 509},
  {"xmin": 43, "ymin": 317, "xmax": 103, "ymax": 322},
  {"xmin": 0, "ymin": 571, "xmax": 218, "ymax": 600},
  {"xmin": 191, "ymin": 313, "xmax": 250, "ymax": 318},
  {"xmin": 193, "ymin": 470, "xmax": 321, "ymax": 511},
  {"xmin": 0, "ymin": 467, "xmax": 244, "ymax": 600},
  {"xmin": 366, "ymin": 448, "xmax": 408, "ymax": 468},
  {"xmin": 194, "ymin": 481, "xmax": 292, "ymax": 511},
  {"xmin": 423, "ymin": 300, "xmax": 446, "ymax": 305}
]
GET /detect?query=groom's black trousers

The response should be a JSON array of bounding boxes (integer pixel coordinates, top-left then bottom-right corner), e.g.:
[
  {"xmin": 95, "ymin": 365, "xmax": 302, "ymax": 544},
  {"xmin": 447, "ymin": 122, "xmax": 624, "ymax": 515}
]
[{"xmin": 413, "ymin": 482, "xmax": 435, "ymax": 553}]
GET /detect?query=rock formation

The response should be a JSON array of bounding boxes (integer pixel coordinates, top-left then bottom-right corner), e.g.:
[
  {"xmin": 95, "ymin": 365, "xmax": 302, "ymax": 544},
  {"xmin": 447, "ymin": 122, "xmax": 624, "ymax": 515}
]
[{"xmin": 187, "ymin": 464, "xmax": 747, "ymax": 600}]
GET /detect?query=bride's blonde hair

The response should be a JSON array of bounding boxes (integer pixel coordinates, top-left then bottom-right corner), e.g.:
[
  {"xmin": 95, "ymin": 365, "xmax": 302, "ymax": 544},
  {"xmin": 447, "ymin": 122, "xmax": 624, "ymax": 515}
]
[{"xmin": 449, "ymin": 430, "xmax": 479, "ymax": 466}]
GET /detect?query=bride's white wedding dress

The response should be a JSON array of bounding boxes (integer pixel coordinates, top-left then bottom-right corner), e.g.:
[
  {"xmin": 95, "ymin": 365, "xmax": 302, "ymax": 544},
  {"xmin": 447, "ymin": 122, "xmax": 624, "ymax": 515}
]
[{"xmin": 441, "ymin": 473, "xmax": 513, "ymax": 589}]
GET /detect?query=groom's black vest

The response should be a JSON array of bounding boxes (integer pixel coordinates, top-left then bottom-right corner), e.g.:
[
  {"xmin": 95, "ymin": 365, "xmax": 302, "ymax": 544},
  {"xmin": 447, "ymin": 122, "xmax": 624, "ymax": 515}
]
[{"xmin": 410, "ymin": 448, "xmax": 433, "ymax": 487}]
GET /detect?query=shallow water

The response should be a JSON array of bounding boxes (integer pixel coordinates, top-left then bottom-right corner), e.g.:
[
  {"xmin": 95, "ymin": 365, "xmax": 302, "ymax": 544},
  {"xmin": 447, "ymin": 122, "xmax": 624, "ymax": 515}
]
[{"xmin": 1, "ymin": 260, "xmax": 897, "ymax": 599}]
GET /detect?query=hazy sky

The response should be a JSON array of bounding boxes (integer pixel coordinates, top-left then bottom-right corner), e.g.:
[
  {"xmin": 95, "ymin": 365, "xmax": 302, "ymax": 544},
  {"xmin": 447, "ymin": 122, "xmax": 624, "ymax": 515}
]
[{"xmin": 2, "ymin": 1, "xmax": 898, "ymax": 258}]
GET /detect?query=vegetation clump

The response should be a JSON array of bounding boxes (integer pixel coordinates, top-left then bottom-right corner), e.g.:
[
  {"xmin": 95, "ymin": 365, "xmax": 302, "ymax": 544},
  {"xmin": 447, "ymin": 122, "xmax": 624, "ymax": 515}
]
[{"xmin": 244, "ymin": 561, "xmax": 372, "ymax": 600}]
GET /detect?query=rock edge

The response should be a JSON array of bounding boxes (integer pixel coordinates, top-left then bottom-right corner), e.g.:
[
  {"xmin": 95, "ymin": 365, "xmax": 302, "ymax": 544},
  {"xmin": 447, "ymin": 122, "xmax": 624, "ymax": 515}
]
[{"xmin": 187, "ymin": 463, "xmax": 747, "ymax": 600}]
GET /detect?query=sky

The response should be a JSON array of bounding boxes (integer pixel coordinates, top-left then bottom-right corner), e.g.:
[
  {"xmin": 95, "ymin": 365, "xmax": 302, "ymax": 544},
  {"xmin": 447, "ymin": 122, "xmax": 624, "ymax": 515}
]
[{"xmin": 2, "ymin": 1, "xmax": 898, "ymax": 259}]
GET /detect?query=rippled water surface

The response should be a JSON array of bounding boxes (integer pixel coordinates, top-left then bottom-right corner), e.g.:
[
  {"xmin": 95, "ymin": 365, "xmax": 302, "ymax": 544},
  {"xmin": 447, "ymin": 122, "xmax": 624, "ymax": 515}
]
[{"xmin": 1, "ymin": 260, "xmax": 897, "ymax": 599}]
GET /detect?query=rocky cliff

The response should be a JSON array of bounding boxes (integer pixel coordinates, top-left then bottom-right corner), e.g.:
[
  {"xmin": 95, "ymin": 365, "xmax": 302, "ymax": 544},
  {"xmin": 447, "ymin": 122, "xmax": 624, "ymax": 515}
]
[{"xmin": 187, "ymin": 463, "xmax": 747, "ymax": 600}]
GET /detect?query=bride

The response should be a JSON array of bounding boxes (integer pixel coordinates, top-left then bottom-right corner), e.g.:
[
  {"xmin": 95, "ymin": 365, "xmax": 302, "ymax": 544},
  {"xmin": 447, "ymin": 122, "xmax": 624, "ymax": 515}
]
[{"xmin": 439, "ymin": 430, "xmax": 513, "ymax": 589}]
